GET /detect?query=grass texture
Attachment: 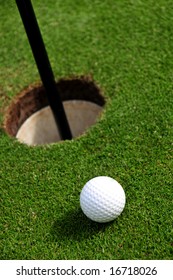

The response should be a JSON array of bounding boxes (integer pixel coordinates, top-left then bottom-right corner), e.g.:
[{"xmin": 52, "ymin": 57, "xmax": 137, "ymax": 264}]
[{"xmin": 0, "ymin": 0, "xmax": 173, "ymax": 259}]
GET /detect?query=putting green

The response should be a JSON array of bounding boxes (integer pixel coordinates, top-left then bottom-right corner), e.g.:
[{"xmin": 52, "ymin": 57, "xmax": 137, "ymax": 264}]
[{"xmin": 0, "ymin": 0, "xmax": 172, "ymax": 260}]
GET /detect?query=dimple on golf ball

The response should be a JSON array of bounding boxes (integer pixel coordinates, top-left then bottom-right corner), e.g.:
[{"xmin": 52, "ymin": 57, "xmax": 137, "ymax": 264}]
[{"xmin": 80, "ymin": 176, "xmax": 126, "ymax": 223}]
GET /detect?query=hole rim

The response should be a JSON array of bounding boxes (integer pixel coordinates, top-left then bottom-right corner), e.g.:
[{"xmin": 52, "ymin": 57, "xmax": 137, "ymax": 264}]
[{"xmin": 4, "ymin": 75, "xmax": 106, "ymax": 139}]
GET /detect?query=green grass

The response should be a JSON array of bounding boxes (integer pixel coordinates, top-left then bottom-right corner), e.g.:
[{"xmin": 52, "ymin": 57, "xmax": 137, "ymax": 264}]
[{"xmin": 0, "ymin": 0, "xmax": 173, "ymax": 259}]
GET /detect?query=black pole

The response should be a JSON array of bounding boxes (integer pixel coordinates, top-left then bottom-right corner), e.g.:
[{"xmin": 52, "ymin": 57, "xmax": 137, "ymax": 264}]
[{"xmin": 15, "ymin": 0, "xmax": 72, "ymax": 140}]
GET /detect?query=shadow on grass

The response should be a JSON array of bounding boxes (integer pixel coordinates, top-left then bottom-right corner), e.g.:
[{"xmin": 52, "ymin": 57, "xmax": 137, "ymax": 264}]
[
  {"xmin": 0, "ymin": 127, "xmax": 5, "ymax": 135},
  {"xmin": 0, "ymin": 127, "xmax": 7, "ymax": 139},
  {"xmin": 51, "ymin": 208, "xmax": 113, "ymax": 242}
]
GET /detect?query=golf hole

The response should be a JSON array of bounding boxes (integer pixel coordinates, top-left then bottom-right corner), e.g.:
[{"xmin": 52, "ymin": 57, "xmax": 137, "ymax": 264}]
[{"xmin": 4, "ymin": 76, "xmax": 105, "ymax": 146}]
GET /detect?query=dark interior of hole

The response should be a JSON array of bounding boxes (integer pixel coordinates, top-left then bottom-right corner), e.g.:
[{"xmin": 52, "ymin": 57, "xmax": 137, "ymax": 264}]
[
  {"xmin": 58, "ymin": 78, "xmax": 105, "ymax": 105},
  {"xmin": 4, "ymin": 77, "xmax": 105, "ymax": 137}
]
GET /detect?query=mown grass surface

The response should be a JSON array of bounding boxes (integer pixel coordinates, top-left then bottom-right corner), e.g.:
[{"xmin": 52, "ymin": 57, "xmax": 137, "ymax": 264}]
[{"xmin": 0, "ymin": 0, "xmax": 173, "ymax": 259}]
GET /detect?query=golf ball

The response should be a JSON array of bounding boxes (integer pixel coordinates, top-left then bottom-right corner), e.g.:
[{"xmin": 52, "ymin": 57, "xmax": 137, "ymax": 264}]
[{"xmin": 80, "ymin": 176, "xmax": 126, "ymax": 223}]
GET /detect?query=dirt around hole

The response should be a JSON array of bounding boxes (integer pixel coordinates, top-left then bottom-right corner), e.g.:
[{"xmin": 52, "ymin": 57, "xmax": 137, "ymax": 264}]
[{"xmin": 4, "ymin": 76, "xmax": 105, "ymax": 139}]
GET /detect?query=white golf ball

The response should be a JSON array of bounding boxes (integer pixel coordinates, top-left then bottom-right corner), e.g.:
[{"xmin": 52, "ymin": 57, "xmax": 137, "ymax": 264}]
[{"xmin": 80, "ymin": 176, "xmax": 126, "ymax": 223}]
